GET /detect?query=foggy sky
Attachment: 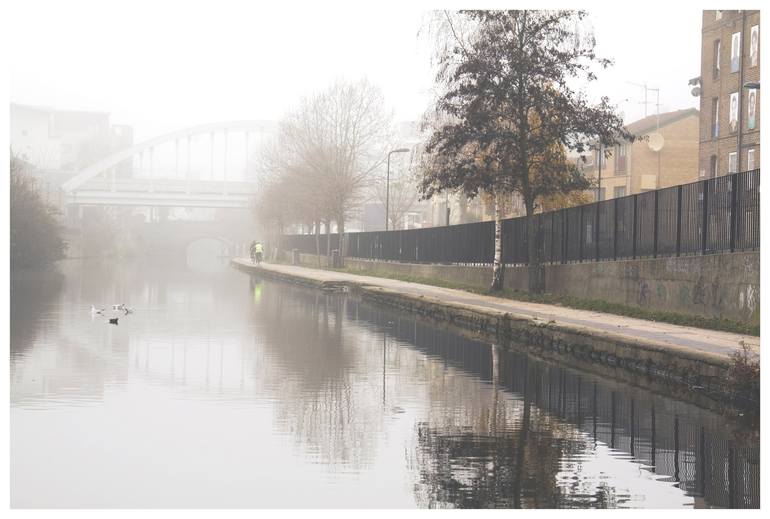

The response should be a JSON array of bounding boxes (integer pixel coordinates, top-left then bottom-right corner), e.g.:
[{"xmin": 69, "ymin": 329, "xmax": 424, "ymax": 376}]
[{"xmin": 9, "ymin": 0, "xmax": 709, "ymax": 141}]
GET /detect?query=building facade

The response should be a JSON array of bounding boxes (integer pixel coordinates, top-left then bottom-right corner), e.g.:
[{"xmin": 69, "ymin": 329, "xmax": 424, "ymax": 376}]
[
  {"xmin": 697, "ymin": 10, "xmax": 760, "ymax": 177},
  {"xmin": 10, "ymin": 103, "xmax": 133, "ymax": 174},
  {"xmin": 579, "ymin": 108, "xmax": 700, "ymax": 201}
]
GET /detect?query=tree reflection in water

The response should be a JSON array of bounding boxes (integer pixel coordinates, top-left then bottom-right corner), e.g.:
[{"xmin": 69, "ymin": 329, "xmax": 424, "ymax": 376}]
[
  {"xmin": 10, "ymin": 268, "xmax": 64, "ymax": 360},
  {"xmin": 346, "ymin": 298, "xmax": 759, "ymax": 509},
  {"xmin": 248, "ymin": 279, "xmax": 387, "ymax": 470},
  {"xmin": 9, "ymin": 265, "xmax": 759, "ymax": 508}
]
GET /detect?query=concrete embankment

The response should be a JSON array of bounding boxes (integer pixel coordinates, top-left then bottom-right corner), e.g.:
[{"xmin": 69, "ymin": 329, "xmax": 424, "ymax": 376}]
[
  {"xmin": 231, "ymin": 259, "xmax": 759, "ymax": 410},
  {"xmin": 281, "ymin": 250, "xmax": 760, "ymax": 326}
]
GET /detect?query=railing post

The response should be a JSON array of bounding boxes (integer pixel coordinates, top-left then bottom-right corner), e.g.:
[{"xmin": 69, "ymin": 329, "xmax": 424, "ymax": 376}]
[
  {"xmin": 579, "ymin": 206, "xmax": 584, "ymax": 262},
  {"xmin": 551, "ymin": 211, "xmax": 555, "ymax": 263},
  {"xmin": 562, "ymin": 209, "xmax": 567, "ymax": 264},
  {"xmin": 595, "ymin": 201, "xmax": 600, "ymax": 260},
  {"xmin": 613, "ymin": 197, "xmax": 619, "ymax": 260},
  {"xmin": 652, "ymin": 189, "xmax": 659, "ymax": 258},
  {"xmin": 675, "ymin": 185, "xmax": 683, "ymax": 256},
  {"xmin": 729, "ymin": 172, "xmax": 738, "ymax": 252},
  {"xmin": 632, "ymin": 194, "xmax": 638, "ymax": 259},
  {"xmin": 701, "ymin": 179, "xmax": 709, "ymax": 255}
]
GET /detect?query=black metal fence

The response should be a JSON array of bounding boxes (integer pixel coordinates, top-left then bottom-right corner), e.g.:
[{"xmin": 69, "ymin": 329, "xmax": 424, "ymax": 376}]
[{"xmin": 281, "ymin": 169, "xmax": 759, "ymax": 266}]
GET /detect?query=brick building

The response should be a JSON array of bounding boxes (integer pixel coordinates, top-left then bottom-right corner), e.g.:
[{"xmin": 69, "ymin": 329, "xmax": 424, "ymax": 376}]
[
  {"xmin": 579, "ymin": 108, "xmax": 700, "ymax": 201},
  {"xmin": 696, "ymin": 10, "xmax": 760, "ymax": 177}
]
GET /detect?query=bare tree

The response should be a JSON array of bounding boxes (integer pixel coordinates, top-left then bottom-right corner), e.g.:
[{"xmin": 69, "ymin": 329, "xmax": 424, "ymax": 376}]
[
  {"xmin": 259, "ymin": 128, "xmax": 329, "ymax": 262},
  {"xmin": 259, "ymin": 79, "xmax": 394, "ymax": 262},
  {"xmin": 314, "ymin": 80, "xmax": 394, "ymax": 258}
]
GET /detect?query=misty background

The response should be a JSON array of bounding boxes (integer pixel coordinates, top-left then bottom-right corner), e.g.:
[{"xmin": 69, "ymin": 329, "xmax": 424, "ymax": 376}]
[{"xmin": 9, "ymin": 0, "xmax": 702, "ymax": 141}]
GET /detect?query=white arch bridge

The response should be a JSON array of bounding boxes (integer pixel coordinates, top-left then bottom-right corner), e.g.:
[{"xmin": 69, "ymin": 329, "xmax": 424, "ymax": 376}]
[{"xmin": 62, "ymin": 120, "xmax": 274, "ymax": 209}]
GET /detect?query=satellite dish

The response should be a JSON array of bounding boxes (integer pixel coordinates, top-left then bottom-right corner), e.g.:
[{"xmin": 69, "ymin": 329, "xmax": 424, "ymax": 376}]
[{"xmin": 648, "ymin": 133, "xmax": 665, "ymax": 152}]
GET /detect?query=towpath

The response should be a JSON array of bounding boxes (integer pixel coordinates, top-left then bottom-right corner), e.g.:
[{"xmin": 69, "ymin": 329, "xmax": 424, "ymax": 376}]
[{"xmin": 231, "ymin": 259, "xmax": 758, "ymax": 364}]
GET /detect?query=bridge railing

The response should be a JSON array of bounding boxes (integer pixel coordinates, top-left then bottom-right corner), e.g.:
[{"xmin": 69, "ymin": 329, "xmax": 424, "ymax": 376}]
[
  {"xmin": 281, "ymin": 169, "xmax": 759, "ymax": 265},
  {"xmin": 77, "ymin": 178, "xmax": 257, "ymax": 193}
]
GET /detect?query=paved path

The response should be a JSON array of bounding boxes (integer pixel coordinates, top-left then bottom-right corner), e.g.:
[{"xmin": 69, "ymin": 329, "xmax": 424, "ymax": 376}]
[{"xmin": 232, "ymin": 259, "xmax": 758, "ymax": 362}]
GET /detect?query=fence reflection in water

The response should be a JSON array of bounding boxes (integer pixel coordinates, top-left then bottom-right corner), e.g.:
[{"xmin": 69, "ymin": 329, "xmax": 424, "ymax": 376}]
[{"xmin": 345, "ymin": 298, "xmax": 759, "ymax": 508}]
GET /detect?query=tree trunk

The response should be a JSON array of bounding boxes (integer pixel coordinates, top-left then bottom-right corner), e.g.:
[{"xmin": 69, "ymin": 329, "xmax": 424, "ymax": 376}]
[
  {"xmin": 512, "ymin": 358, "xmax": 531, "ymax": 509},
  {"xmin": 490, "ymin": 190, "xmax": 505, "ymax": 292},
  {"xmin": 336, "ymin": 214, "xmax": 345, "ymax": 267},
  {"xmin": 325, "ymin": 219, "xmax": 331, "ymax": 263},
  {"xmin": 314, "ymin": 219, "xmax": 321, "ymax": 268},
  {"xmin": 276, "ymin": 221, "xmax": 284, "ymax": 262},
  {"xmin": 526, "ymin": 202, "xmax": 545, "ymax": 294}
]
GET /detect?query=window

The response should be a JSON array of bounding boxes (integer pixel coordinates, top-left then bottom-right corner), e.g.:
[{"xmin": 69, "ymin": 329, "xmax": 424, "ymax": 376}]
[
  {"xmin": 747, "ymin": 88, "xmax": 757, "ymax": 130},
  {"xmin": 613, "ymin": 186, "xmax": 627, "ymax": 199},
  {"xmin": 747, "ymin": 149, "xmax": 756, "ymax": 170},
  {"xmin": 731, "ymin": 32, "xmax": 741, "ymax": 73},
  {"xmin": 710, "ymin": 155, "xmax": 718, "ymax": 178},
  {"xmin": 711, "ymin": 97, "xmax": 719, "ymax": 138},
  {"xmin": 728, "ymin": 152, "xmax": 737, "ymax": 173},
  {"xmin": 729, "ymin": 92, "xmax": 739, "ymax": 133},
  {"xmin": 750, "ymin": 25, "xmax": 759, "ymax": 67},
  {"xmin": 713, "ymin": 39, "xmax": 721, "ymax": 78},
  {"xmin": 715, "ymin": 10, "xmax": 722, "ymax": 20},
  {"xmin": 615, "ymin": 143, "xmax": 627, "ymax": 173}
]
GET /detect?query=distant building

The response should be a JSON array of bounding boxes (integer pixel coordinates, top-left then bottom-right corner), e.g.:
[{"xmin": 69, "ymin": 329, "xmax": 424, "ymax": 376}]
[
  {"xmin": 696, "ymin": 10, "xmax": 760, "ymax": 177},
  {"xmin": 578, "ymin": 108, "xmax": 700, "ymax": 201},
  {"xmin": 436, "ymin": 108, "xmax": 700, "ymax": 224},
  {"xmin": 10, "ymin": 103, "xmax": 133, "ymax": 174}
]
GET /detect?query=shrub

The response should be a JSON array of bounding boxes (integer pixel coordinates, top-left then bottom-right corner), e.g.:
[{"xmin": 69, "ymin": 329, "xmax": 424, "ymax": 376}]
[{"xmin": 10, "ymin": 155, "xmax": 67, "ymax": 269}]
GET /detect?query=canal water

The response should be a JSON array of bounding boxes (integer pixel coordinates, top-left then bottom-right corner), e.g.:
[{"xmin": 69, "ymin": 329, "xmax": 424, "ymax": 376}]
[{"xmin": 10, "ymin": 258, "xmax": 759, "ymax": 508}]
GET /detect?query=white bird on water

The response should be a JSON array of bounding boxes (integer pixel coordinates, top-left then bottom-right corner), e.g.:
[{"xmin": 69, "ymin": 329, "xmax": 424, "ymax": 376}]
[{"xmin": 112, "ymin": 303, "xmax": 134, "ymax": 315}]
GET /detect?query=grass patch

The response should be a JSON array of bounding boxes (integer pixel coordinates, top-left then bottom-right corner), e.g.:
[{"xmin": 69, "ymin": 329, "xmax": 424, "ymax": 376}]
[{"xmin": 322, "ymin": 265, "xmax": 759, "ymax": 337}]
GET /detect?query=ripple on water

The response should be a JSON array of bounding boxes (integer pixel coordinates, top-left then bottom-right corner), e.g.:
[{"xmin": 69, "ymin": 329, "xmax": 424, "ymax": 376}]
[{"xmin": 9, "ymin": 263, "xmax": 760, "ymax": 508}]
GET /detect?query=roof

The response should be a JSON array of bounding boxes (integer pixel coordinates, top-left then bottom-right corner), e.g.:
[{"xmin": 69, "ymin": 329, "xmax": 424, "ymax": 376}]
[
  {"xmin": 625, "ymin": 108, "xmax": 699, "ymax": 136},
  {"xmin": 10, "ymin": 102, "xmax": 110, "ymax": 117}
]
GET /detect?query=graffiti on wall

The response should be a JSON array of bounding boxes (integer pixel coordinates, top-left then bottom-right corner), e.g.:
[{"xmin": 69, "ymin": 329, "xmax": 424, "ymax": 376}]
[
  {"xmin": 739, "ymin": 284, "xmax": 758, "ymax": 315},
  {"xmin": 638, "ymin": 280, "xmax": 650, "ymax": 306}
]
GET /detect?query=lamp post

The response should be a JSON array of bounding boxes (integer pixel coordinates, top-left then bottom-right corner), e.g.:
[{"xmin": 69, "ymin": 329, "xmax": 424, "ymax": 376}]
[{"xmin": 385, "ymin": 148, "xmax": 410, "ymax": 231}]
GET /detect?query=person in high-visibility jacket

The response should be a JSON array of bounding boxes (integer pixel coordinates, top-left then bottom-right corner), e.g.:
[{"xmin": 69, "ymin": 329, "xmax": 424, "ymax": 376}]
[
  {"xmin": 249, "ymin": 240, "xmax": 257, "ymax": 263},
  {"xmin": 252, "ymin": 241, "xmax": 263, "ymax": 264}
]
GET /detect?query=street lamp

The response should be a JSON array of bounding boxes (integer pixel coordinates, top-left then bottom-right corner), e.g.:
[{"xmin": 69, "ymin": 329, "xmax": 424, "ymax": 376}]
[{"xmin": 385, "ymin": 148, "xmax": 410, "ymax": 231}]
